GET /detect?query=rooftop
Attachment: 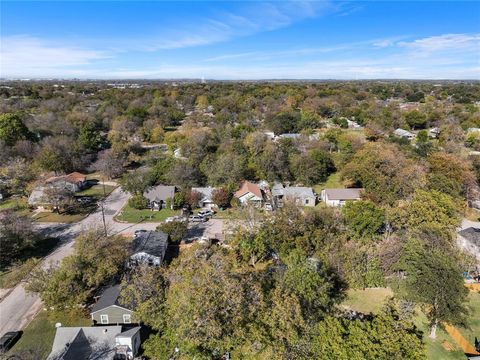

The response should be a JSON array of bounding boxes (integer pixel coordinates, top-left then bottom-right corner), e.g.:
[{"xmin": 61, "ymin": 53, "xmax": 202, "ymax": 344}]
[
  {"xmin": 234, "ymin": 181, "xmax": 263, "ymax": 199},
  {"xmin": 323, "ymin": 188, "xmax": 363, "ymax": 200},
  {"xmin": 90, "ymin": 285, "xmax": 126, "ymax": 313},
  {"xmin": 132, "ymin": 230, "xmax": 169, "ymax": 258},
  {"xmin": 143, "ymin": 185, "xmax": 175, "ymax": 202},
  {"xmin": 48, "ymin": 326, "xmax": 122, "ymax": 360}
]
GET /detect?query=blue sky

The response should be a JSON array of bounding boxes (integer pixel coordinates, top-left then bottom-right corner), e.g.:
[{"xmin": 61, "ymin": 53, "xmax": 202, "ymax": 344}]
[{"xmin": 1, "ymin": 1, "xmax": 479, "ymax": 79}]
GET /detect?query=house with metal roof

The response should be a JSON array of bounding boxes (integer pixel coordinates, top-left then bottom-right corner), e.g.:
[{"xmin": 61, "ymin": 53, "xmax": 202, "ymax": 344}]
[{"xmin": 321, "ymin": 188, "xmax": 363, "ymax": 207}]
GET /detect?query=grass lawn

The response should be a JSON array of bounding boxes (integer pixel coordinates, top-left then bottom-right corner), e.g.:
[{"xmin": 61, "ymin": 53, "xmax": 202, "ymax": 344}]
[
  {"xmin": 457, "ymin": 292, "xmax": 480, "ymax": 349},
  {"xmin": 342, "ymin": 288, "xmax": 479, "ymax": 359},
  {"xmin": 33, "ymin": 211, "xmax": 86, "ymax": 223},
  {"xmin": 313, "ymin": 172, "xmax": 343, "ymax": 195},
  {"xmin": 77, "ymin": 184, "xmax": 116, "ymax": 198},
  {"xmin": 115, "ymin": 204, "xmax": 179, "ymax": 223},
  {"xmin": 0, "ymin": 197, "xmax": 32, "ymax": 216},
  {"xmin": 415, "ymin": 311, "xmax": 466, "ymax": 360},
  {"xmin": 8, "ymin": 310, "xmax": 91, "ymax": 359},
  {"xmin": 341, "ymin": 287, "xmax": 394, "ymax": 314}
]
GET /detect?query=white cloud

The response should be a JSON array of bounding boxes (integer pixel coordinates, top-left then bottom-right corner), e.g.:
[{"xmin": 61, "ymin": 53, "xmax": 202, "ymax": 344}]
[
  {"xmin": 0, "ymin": 35, "xmax": 111, "ymax": 77},
  {"xmin": 138, "ymin": 1, "xmax": 331, "ymax": 51},
  {"xmin": 398, "ymin": 33, "xmax": 480, "ymax": 53}
]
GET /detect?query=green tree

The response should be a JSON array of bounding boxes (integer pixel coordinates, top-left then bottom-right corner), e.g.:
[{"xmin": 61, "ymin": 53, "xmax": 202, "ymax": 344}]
[
  {"xmin": 121, "ymin": 170, "xmax": 151, "ymax": 196},
  {"xmin": 342, "ymin": 201, "xmax": 385, "ymax": 240},
  {"xmin": 0, "ymin": 113, "xmax": 33, "ymax": 146},
  {"xmin": 403, "ymin": 241, "xmax": 469, "ymax": 338},
  {"xmin": 311, "ymin": 303, "xmax": 426, "ymax": 359},
  {"xmin": 26, "ymin": 229, "xmax": 128, "ymax": 309},
  {"xmin": 291, "ymin": 149, "xmax": 335, "ymax": 185},
  {"xmin": 157, "ymin": 220, "xmax": 188, "ymax": 244},
  {"xmin": 405, "ymin": 110, "xmax": 427, "ymax": 129}
]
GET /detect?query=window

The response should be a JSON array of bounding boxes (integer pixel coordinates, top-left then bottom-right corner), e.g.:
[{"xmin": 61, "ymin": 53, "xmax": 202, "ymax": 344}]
[
  {"xmin": 305, "ymin": 199, "xmax": 309, "ymax": 204},
  {"xmin": 123, "ymin": 314, "xmax": 131, "ymax": 324},
  {"xmin": 100, "ymin": 314, "xmax": 109, "ymax": 324}
]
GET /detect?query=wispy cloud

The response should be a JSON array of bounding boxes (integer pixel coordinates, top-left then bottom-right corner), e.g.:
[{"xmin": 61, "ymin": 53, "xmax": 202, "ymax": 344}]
[
  {"xmin": 398, "ymin": 33, "xmax": 480, "ymax": 54},
  {"xmin": 137, "ymin": 1, "xmax": 332, "ymax": 51},
  {"xmin": 0, "ymin": 35, "xmax": 111, "ymax": 77}
]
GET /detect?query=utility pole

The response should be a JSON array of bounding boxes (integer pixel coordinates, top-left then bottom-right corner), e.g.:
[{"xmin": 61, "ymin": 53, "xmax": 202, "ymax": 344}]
[{"xmin": 100, "ymin": 176, "xmax": 107, "ymax": 237}]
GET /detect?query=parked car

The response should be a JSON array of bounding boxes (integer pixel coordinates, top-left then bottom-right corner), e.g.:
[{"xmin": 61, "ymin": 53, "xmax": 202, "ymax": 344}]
[
  {"xmin": 198, "ymin": 210, "xmax": 215, "ymax": 218},
  {"xmin": 190, "ymin": 215, "xmax": 207, "ymax": 223},
  {"xmin": 0, "ymin": 331, "xmax": 22, "ymax": 353}
]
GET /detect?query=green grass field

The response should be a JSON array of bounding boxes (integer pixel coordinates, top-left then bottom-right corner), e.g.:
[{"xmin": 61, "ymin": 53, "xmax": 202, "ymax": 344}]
[
  {"xmin": 341, "ymin": 287, "xmax": 394, "ymax": 314},
  {"xmin": 33, "ymin": 211, "xmax": 86, "ymax": 223},
  {"xmin": 8, "ymin": 310, "xmax": 91, "ymax": 359},
  {"xmin": 313, "ymin": 172, "xmax": 343, "ymax": 195},
  {"xmin": 115, "ymin": 204, "xmax": 179, "ymax": 223}
]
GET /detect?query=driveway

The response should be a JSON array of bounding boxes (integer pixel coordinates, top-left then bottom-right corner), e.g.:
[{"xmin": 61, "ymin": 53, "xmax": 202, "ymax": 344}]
[
  {"xmin": 0, "ymin": 187, "xmax": 158, "ymax": 335},
  {"xmin": 185, "ymin": 219, "xmax": 224, "ymax": 243}
]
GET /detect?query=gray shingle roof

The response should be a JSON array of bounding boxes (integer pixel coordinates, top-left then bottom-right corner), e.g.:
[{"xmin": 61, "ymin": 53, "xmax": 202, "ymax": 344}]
[
  {"xmin": 143, "ymin": 185, "xmax": 175, "ymax": 202},
  {"xmin": 458, "ymin": 227, "xmax": 480, "ymax": 246},
  {"xmin": 90, "ymin": 285, "xmax": 126, "ymax": 313},
  {"xmin": 283, "ymin": 187, "xmax": 315, "ymax": 198},
  {"xmin": 48, "ymin": 326, "xmax": 122, "ymax": 360},
  {"xmin": 132, "ymin": 230, "xmax": 169, "ymax": 258}
]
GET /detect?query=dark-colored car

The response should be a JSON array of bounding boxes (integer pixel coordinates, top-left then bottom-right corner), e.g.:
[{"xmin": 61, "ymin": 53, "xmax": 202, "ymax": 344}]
[{"xmin": 0, "ymin": 331, "xmax": 22, "ymax": 353}]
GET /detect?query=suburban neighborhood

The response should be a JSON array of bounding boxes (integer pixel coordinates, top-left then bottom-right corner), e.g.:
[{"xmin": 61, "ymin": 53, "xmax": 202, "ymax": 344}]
[{"xmin": 1, "ymin": 1, "xmax": 480, "ymax": 358}]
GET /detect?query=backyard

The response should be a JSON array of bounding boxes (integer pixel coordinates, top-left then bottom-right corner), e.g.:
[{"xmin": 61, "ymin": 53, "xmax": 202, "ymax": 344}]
[{"xmin": 342, "ymin": 287, "xmax": 480, "ymax": 360}]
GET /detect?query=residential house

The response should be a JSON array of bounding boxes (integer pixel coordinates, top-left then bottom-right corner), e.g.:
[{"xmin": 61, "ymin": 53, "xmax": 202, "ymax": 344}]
[
  {"xmin": 458, "ymin": 227, "xmax": 480, "ymax": 262},
  {"xmin": 192, "ymin": 186, "xmax": 217, "ymax": 209},
  {"xmin": 130, "ymin": 230, "xmax": 169, "ymax": 267},
  {"xmin": 46, "ymin": 172, "xmax": 87, "ymax": 193},
  {"xmin": 234, "ymin": 181, "xmax": 265, "ymax": 207},
  {"xmin": 393, "ymin": 128, "xmax": 416, "ymax": 140},
  {"xmin": 272, "ymin": 183, "xmax": 316, "ymax": 208},
  {"xmin": 143, "ymin": 185, "xmax": 176, "ymax": 210},
  {"xmin": 91, "ymin": 285, "xmax": 135, "ymax": 325},
  {"xmin": 48, "ymin": 325, "xmax": 141, "ymax": 360},
  {"xmin": 28, "ymin": 172, "xmax": 87, "ymax": 208},
  {"xmin": 321, "ymin": 188, "xmax": 363, "ymax": 207}
]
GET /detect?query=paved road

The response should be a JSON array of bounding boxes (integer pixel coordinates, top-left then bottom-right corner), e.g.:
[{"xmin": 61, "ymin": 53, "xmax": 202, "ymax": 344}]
[{"xmin": 0, "ymin": 187, "xmax": 159, "ymax": 335}]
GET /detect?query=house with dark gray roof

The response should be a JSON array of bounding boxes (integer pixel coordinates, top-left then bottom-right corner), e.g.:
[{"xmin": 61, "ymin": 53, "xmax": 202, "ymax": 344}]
[
  {"xmin": 143, "ymin": 185, "xmax": 176, "ymax": 210},
  {"xmin": 321, "ymin": 188, "xmax": 363, "ymax": 207},
  {"xmin": 90, "ymin": 285, "xmax": 135, "ymax": 325},
  {"xmin": 130, "ymin": 230, "xmax": 169, "ymax": 267},
  {"xmin": 48, "ymin": 325, "xmax": 141, "ymax": 360}
]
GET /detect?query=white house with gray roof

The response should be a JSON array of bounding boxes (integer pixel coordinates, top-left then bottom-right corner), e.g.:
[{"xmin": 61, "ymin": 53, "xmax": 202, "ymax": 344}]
[
  {"xmin": 272, "ymin": 183, "xmax": 316, "ymax": 208},
  {"xmin": 191, "ymin": 186, "xmax": 217, "ymax": 209},
  {"xmin": 321, "ymin": 188, "xmax": 363, "ymax": 207},
  {"xmin": 143, "ymin": 185, "xmax": 176, "ymax": 210}
]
